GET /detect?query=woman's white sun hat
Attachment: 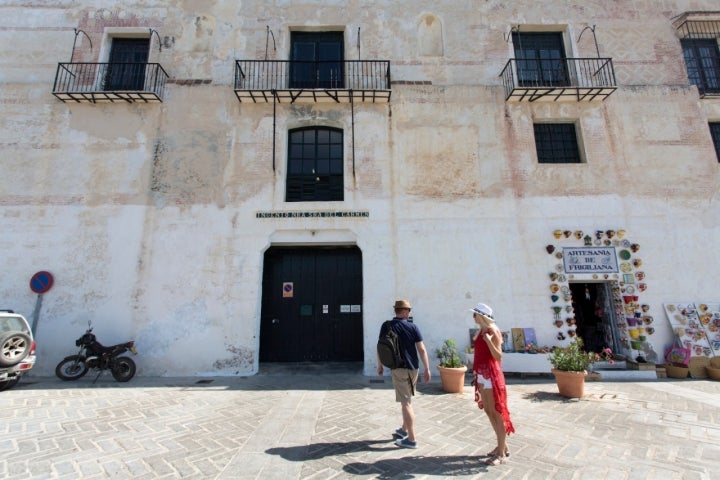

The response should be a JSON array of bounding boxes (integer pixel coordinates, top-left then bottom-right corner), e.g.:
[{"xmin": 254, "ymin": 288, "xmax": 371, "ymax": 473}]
[{"xmin": 469, "ymin": 302, "xmax": 493, "ymax": 318}]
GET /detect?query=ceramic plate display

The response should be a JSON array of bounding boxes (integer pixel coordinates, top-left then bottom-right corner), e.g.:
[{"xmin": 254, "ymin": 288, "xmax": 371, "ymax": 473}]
[
  {"xmin": 620, "ymin": 262, "xmax": 632, "ymax": 272},
  {"xmin": 619, "ymin": 249, "xmax": 631, "ymax": 260},
  {"xmin": 625, "ymin": 285, "xmax": 635, "ymax": 294}
]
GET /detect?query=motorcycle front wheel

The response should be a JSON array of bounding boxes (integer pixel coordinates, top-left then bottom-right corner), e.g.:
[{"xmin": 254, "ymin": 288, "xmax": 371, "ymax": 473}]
[
  {"xmin": 55, "ymin": 356, "xmax": 89, "ymax": 380},
  {"xmin": 111, "ymin": 356, "xmax": 136, "ymax": 382}
]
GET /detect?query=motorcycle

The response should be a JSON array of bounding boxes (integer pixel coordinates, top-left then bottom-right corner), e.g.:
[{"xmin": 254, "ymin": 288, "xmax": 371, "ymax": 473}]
[{"xmin": 55, "ymin": 322, "xmax": 138, "ymax": 382}]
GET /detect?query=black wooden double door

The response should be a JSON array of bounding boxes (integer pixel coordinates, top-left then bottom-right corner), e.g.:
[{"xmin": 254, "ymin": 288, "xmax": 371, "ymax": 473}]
[{"xmin": 260, "ymin": 246, "xmax": 363, "ymax": 362}]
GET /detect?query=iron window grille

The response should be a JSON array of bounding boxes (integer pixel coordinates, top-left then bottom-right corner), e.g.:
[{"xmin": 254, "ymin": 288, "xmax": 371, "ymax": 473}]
[{"xmin": 534, "ymin": 123, "xmax": 582, "ymax": 164}]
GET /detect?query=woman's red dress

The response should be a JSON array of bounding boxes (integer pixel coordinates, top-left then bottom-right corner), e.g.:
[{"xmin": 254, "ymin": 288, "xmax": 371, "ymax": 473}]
[{"xmin": 473, "ymin": 330, "xmax": 515, "ymax": 435}]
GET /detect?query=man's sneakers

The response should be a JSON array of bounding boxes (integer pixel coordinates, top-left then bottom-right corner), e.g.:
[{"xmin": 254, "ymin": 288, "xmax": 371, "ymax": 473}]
[
  {"xmin": 392, "ymin": 428, "xmax": 408, "ymax": 440},
  {"xmin": 392, "ymin": 428, "xmax": 417, "ymax": 448},
  {"xmin": 395, "ymin": 438, "xmax": 417, "ymax": 449}
]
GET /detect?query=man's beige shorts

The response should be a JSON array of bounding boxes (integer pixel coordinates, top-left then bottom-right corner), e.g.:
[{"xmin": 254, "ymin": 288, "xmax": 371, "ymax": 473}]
[{"xmin": 391, "ymin": 368, "xmax": 419, "ymax": 403}]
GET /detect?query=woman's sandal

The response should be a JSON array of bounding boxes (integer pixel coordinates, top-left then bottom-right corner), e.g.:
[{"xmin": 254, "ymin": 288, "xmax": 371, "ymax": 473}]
[
  {"xmin": 485, "ymin": 449, "xmax": 510, "ymax": 457},
  {"xmin": 484, "ymin": 454, "xmax": 508, "ymax": 466}
]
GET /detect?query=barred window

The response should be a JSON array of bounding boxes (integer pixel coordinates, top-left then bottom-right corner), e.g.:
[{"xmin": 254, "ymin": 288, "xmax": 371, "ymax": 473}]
[
  {"xmin": 681, "ymin": 39, "xmax": 720, "ymax": 96},
  {"xmin": 533, "ymin": 123, "xmax": 582, "ymax": 164}
]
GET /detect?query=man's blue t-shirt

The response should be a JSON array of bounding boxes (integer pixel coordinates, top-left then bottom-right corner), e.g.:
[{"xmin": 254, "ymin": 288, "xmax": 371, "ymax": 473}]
[{"xmin": 379, "ymin": 318, "xmax": 424, "ymax": 370}]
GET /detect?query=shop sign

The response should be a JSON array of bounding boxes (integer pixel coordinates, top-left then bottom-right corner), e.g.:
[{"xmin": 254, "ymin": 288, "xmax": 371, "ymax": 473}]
[{"xmin": 562, "ymin": 247, "xmax": 618, "ymax": 273}]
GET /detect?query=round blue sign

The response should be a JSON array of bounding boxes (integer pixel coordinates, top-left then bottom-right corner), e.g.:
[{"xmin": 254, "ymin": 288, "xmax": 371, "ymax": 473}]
[{"xmin": 30, "ymin": 271, "xmax": 54, "ymax": 294}]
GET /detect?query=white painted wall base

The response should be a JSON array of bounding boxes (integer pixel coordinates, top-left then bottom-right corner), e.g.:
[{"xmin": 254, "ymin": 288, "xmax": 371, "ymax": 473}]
[{"xmin": 501, "ymin": 353, "xmax": 553, "ymax": 373}]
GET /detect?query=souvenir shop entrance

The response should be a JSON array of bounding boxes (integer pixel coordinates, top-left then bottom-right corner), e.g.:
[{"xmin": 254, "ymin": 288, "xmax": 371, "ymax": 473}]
[{"xmin": 568, "ymin": 282, "xmax": 622, "ymax": 354}]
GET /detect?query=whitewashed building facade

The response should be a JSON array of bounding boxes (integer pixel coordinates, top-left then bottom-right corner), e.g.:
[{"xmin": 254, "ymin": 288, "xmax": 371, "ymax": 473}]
[{"xmin": 1, "ymin": 1, "xmax": 719, "ymax": 376}]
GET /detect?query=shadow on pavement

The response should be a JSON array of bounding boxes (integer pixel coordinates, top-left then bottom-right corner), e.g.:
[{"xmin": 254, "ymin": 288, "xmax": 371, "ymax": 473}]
[
  {"xmin": 266, "ymin": 440, "xmax": 488, "ymax": 479},
  {"xmin": 266, "ymin": 439, "xmax": 397, "ymax": 461},
  {"xmin": 522, "ymin": 390, "xmax": 582, "ymax": 402},
  {"xmin": 343, "ymin": 454, "xmax": 487, "ymax": 478}
]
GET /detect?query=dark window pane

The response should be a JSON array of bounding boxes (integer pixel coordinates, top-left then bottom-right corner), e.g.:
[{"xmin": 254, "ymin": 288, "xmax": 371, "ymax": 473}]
[
  {"xmin": 317, "ymin": 158, "xmax": 330, "ymax": 174},
  {"xmin": 302, "ymin": 145, "xmax": 314, "ymax": 159},
  {"xmin": 330, "ymin": 158, "xmax": 343, "ymax": 174}
]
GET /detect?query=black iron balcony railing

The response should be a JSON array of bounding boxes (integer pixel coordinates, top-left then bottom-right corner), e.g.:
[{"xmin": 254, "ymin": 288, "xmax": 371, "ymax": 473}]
[
  {"xmin": 234, "ymin": 60, "xmax": 391, "ymax": 103},
  {"xmin": 53, "ymin": 62, "xmax": 169, "ymax": 103},
  {"xmin": 500, "ymin": 57, "xmax": 617, "ymax": 102}
]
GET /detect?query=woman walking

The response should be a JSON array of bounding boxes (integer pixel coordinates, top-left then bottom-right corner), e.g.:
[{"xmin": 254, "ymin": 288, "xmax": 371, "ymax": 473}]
[{"xmin": 471, "ymin": 302, "xmax": 515, "ymax": 466}]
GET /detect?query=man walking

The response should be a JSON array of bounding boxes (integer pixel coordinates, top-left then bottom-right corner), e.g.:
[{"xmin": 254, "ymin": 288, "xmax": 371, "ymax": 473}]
[{"xmin": 377, "ymin": 299, "xmax": 431, "ymax": 448}]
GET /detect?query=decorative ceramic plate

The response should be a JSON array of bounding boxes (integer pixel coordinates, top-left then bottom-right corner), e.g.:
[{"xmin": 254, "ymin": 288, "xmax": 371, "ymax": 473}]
[
  {"xmin": 619, "ymin": 249, "xmax": 631, "ymax": 260},
  {"xmin": 620, "ymin": 262, "xmax": 632, "ymax": 272}
]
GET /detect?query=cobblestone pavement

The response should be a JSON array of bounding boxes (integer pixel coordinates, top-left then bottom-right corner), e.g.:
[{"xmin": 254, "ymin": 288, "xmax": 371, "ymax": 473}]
[{"xmin": 2, "ymin": 370, "xmax": 719, "ymax": 479}]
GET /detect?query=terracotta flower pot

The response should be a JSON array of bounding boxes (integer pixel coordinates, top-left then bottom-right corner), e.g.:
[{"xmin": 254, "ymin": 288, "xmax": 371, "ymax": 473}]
[
  {"xmin": 551, "ymin": 368, "xmax": 586, "ymax": 398},
  {"xmin": 437, "ymin": 365, "xmax": 468, "ymax": 393}
]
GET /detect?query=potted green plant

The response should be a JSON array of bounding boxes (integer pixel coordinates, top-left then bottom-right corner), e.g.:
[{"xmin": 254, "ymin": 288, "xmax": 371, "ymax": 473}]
[
  {"xmin": 435, "ymin": 339, "xmax": 468, "ymax": 393},
  {"xmin": 547, "ymin": 338, "xmax": 612, "ymax": 398}
]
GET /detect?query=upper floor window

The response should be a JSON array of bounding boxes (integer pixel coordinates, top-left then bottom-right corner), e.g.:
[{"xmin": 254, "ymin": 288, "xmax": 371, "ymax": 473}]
[
  {"xmin": 286, "ymin": 127, "xmax": 344, "ymax": 202},
  {"xmin": 105, "ymin": 38, "xmax": 150, "ymax": 91},
  {"xmin": 534, "ymin": 123, "xmax": 582, "ymax": 164},
  {"xmin": 512, "ymin": 32, "xmax": 569, "ymax": 87},
  {"xmin": 290, "ymin": 32, "xmax": 344, "ymax": 89},
  {"xmin": 710, "ymin": 122, "xmax": 720, "ymax": 162},
  {"xmin": 682, "ymin": 39, "xmax": 720, "ymax": 96}
]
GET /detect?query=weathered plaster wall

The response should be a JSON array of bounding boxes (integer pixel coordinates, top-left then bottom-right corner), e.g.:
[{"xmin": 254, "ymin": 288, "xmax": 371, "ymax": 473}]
[{"xmin": 1, "ymin": 1, "xmax": 719, "ymax": 376}]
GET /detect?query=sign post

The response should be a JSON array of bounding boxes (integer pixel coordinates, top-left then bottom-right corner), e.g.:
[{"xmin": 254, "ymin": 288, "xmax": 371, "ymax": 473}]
[{"xmin": 29, "ymin": 271, "xmax": 54, "ymax": 335}]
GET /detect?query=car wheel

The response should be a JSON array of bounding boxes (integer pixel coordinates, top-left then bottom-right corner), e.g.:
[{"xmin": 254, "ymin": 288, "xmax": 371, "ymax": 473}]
[
  {"xmin": 0, "ymin": 377, "xmax": 20, "ymax": 391},
  {"xmin": 0, "ymin": 332, "xmax": 32, "ymax": 367}
]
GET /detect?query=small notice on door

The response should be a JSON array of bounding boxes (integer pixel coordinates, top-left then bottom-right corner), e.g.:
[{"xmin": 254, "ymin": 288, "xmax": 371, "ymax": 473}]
[{"xmin": 282, "ymin": 282, "xmax": 294, "ymax": 298}]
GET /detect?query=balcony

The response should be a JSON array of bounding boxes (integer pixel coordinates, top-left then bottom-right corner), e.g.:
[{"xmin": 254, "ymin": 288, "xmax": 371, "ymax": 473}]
[
  {"xmin": 53, "ymin": 62, "xmax": 169, "ymax": 103},
  {"xmin": 500, "ymin": 57, "xmax": 617, "ymax": 102},
  {"xmin": 234, "ymin": 60, "xmax": 391, "ymax": 103}
]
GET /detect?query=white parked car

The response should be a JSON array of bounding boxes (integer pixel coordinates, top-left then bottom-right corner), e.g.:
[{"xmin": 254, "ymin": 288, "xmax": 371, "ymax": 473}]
[{"xmin": 0, "ymin": 310, "xmax": 36, "ymax": 391}]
